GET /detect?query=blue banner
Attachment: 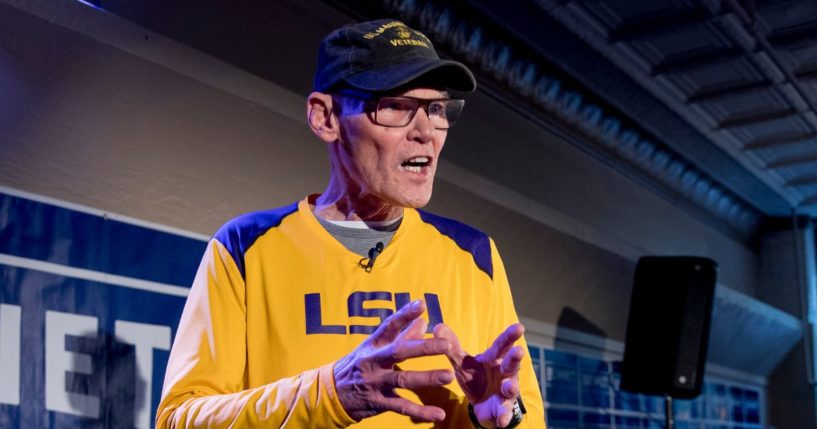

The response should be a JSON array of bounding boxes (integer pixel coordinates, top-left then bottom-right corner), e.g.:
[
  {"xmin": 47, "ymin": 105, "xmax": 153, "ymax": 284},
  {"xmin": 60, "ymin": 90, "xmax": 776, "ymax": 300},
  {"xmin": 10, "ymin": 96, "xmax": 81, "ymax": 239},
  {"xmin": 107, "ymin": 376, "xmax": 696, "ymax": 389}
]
[{"xmin": 0, "ymin": 191, "xmax": 206, "ymax": 428}]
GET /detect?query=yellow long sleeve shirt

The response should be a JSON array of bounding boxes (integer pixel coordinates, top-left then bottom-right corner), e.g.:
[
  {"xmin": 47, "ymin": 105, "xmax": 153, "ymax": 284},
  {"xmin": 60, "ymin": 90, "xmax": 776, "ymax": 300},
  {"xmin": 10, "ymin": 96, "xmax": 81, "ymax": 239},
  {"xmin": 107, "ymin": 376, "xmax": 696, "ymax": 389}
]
[{"xmin": 156, "ymin": 196, "xmax": 546, "ymax": 428}]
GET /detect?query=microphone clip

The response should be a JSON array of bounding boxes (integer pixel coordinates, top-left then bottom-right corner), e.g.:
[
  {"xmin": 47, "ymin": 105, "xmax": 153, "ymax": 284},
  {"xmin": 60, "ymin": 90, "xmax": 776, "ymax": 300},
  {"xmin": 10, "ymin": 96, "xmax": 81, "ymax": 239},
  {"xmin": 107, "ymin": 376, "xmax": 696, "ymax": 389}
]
[{"xmin": 358, "ymin": 242, "xmax": 384, "ymax": 273}]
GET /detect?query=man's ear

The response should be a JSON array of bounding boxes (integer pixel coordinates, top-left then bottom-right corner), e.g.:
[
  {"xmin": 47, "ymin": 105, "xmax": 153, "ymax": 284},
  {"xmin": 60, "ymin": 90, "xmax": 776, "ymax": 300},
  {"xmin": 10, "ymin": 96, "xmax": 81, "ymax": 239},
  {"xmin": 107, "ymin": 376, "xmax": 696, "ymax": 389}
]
[{"xmin": 307, "ymin": 92, "xmax": 340, "ymax": 143}]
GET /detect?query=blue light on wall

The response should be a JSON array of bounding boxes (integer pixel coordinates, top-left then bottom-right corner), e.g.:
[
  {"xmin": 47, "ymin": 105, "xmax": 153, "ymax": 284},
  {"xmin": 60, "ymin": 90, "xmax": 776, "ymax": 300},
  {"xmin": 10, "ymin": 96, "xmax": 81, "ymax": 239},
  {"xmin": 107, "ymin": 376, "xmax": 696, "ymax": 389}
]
[
  {"xmin": 526, "ymin": 345, "xmax": 764, "ymax": 429},
  {"xmin": 72, "ymin": 0, "xmax": 103, "ymax": 10}
]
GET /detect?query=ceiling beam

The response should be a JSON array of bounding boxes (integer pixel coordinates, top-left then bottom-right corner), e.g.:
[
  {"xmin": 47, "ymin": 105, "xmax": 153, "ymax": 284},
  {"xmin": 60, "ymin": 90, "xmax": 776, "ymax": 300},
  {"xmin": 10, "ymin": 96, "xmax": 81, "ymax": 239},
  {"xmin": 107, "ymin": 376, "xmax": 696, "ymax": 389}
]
[
  {"xmin": 650, "ymin": 47, "xmax": 745, "ymax": 76},
  {"xmin": 785, "ymin": 175, "xmax": 817, "ymax": 187},
  {"xmin": 742, "ymin": 131, "xmax": 817, "ymax": 150},
  {"xmin": 686, "ymin": 79, "xmax": 772, "ymax": 104},
  {"xmin": 795, "ymin": 67, "xmax": 817, "ymax": 81},
  {"xmin": 799, "ymin": 194, "xmax": 817, "ymax": 208},
  {"xmin": 767, "ymin": 155, "xmax": 817, "ymax": 169},
  {"xmin": 767, "ymin": 23, "xmax": 817, "ymax": 48},
  {"xmin": 607, "ymin": 7, "xmax": 712, "ymax": 43},
  {"xmin": 755, "ymin": 0, "xmax": 802, "ymax": 7},
  {"xmin": 716, "ymin": 108, "xmax": 798, "ymax": 129}
]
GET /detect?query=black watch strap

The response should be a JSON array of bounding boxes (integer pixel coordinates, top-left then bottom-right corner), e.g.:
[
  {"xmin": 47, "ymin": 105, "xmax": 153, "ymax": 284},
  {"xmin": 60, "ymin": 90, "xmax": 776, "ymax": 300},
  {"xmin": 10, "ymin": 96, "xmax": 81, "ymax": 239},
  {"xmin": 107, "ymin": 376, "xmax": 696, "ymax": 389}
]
[{"xmin": 468, "ymin": 396, "xmax": 526, "ymax": 429}]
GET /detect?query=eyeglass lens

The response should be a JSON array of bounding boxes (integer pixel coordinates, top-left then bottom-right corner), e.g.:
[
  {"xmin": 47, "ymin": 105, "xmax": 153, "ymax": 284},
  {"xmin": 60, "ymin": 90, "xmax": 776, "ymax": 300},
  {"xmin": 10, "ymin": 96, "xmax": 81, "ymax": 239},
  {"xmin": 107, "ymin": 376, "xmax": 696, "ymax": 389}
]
[{"xmin": 375, "ymin": 97, "xmax": 464, "ymax": 129}]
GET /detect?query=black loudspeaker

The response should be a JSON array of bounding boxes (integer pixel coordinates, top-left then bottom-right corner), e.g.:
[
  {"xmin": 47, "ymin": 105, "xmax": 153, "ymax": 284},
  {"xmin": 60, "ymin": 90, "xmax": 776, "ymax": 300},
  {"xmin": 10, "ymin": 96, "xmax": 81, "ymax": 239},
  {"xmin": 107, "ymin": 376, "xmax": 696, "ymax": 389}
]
[{"xmin": 620, "ymin": 256, "xmax": 717, "ymax": 399}]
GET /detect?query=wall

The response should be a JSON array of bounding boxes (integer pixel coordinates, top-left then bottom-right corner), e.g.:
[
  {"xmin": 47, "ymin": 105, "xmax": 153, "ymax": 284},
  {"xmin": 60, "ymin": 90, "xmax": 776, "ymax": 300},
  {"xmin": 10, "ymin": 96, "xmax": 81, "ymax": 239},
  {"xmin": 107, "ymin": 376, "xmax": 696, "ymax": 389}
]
[{"xmin": 0, "ymin": 1, "xmax": 328, "ymax": 234}]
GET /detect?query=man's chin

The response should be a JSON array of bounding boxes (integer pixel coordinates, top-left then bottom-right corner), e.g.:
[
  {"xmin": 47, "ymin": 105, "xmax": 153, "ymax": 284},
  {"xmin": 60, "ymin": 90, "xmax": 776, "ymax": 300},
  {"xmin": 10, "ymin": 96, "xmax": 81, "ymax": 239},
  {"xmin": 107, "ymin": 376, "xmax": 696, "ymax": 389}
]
[
  {"xmin": 399, "ymin": 192, "xmax": 433, "ymax": 209},
  {"xmin": 376, "ymin": 185, "xmax": 434, "ymax": 210}
]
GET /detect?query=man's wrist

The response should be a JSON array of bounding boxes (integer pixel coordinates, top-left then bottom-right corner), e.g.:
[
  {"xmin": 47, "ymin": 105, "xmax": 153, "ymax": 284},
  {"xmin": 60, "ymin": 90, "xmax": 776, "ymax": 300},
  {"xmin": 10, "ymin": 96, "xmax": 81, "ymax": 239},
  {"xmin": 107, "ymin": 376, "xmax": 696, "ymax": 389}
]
[{"xmin": 468, "ymin": 396, "xmax": 526, "ymax": 429}]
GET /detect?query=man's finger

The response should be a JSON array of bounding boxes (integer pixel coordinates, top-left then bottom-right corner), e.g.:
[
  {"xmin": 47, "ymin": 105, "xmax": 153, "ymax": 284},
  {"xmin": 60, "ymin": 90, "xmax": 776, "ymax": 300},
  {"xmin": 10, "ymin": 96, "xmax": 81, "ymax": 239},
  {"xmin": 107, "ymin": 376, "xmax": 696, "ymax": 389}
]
[
  {"xmin": 496, "ymin": 401, "xmax": 513, "ymax": 428},
  {"xmin": 483, "ymin": 323, "xmax": 524, "ymax": 362},
  {"xmin": 379, "ymin": 369, "xmax": 454, "ymax": 390},
  {"xmin": 433, "ymin": 323, "xmax": 466, "ymax": 366},
  {"xmin": 379, "ymin": 396, "xmax": 447, "ymax": 422},
  {"xmin": 397, "ymin": 317, "xmax": 428, "ymax": 341},
  {"xmin": 371, "ymin": 300, "xmax": 426, "ymax": 345},
  {"xmin": 500, "ymin": 378, "xmax": 520, "ymax": 400},
  {"xmin": 500, "ymin": 345, "xmax": 524, "ymax": 377},
  {"xmin": 376, "ymin": 337, "xmax": 451, "ymax": 363},
  {"xmin": 475, "ymin": 397, "xmax": 511, "ymax": 428}
]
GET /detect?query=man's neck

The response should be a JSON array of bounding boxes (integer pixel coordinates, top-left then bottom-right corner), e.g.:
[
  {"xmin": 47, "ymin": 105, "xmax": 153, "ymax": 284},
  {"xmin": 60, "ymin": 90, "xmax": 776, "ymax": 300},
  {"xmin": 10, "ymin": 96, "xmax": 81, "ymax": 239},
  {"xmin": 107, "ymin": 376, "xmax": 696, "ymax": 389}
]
[{"xmin": 313, "ymin": 188, "xmax": 404, "ymax": 222}]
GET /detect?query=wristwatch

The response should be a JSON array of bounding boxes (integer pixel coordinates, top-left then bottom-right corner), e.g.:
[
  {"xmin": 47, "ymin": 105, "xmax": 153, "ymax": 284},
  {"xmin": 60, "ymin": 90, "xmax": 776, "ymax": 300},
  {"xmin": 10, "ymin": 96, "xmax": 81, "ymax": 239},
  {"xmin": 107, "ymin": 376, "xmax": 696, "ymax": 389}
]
[{"xmin": 468, "ymin": 396, "xmax": 526, "ymax": 429}]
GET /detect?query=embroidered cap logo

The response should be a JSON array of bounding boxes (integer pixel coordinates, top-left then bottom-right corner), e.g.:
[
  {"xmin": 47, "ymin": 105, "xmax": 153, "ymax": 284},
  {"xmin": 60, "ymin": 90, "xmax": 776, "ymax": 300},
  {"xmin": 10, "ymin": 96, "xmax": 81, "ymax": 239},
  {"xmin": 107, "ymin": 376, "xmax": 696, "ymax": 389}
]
[{"xmin": 396, "ymin": 28, "xmax": 412, "ymax": 39}]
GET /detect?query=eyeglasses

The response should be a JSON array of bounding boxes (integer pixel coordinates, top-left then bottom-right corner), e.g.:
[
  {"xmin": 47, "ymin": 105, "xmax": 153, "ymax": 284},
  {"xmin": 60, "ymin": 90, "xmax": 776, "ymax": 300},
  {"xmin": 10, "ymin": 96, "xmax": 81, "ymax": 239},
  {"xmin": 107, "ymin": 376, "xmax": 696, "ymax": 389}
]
[{"xmin": 333, "ymin": 91, "xmax": 465, "ymax": 130}]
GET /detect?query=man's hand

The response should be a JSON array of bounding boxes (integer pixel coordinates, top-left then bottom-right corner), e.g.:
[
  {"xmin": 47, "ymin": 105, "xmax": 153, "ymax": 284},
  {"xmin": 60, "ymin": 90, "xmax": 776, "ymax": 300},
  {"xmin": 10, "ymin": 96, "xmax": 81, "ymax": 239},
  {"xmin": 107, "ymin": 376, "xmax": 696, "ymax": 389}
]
[
  {"xmin": 333, "ymin": 300, "xmax": 454, "ymax": 422},
  {"xmin": 434, "ymin": 323, "xmax": 525, "ymax": 428}
]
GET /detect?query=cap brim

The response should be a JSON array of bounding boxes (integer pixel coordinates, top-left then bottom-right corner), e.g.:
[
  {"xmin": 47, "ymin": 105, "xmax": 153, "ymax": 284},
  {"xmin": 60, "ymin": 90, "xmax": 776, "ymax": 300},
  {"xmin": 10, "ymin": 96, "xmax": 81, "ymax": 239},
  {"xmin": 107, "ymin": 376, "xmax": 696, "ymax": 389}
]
[{"xmin": 344, "ymin": 58, "xmax": 476, "ymax": 93}]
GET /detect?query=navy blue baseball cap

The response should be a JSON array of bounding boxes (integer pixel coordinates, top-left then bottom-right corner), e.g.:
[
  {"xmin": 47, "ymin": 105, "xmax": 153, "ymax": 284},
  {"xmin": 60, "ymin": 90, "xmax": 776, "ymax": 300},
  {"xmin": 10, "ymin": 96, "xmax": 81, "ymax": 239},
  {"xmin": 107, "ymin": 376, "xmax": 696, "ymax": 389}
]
[{"xmin": 314, "ymin": 19, "xmax": 476, "ymax": 93}]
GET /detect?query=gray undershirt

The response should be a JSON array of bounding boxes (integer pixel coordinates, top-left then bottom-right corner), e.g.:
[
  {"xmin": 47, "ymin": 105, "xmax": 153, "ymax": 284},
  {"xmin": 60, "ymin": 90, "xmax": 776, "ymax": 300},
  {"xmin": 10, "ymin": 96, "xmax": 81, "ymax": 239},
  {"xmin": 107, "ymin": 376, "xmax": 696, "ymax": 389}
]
[{"xmin": 315, "ymin": 216, "xmax": 402, "ymax": 257}]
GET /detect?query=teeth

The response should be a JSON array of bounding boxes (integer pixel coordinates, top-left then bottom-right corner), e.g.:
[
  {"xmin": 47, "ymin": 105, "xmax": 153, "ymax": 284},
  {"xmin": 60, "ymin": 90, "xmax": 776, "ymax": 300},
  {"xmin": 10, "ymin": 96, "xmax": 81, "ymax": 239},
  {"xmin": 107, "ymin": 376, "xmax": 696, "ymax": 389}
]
[{"xmin": 401, "ymin": 156, "xmax": 430, "ymax": 173}]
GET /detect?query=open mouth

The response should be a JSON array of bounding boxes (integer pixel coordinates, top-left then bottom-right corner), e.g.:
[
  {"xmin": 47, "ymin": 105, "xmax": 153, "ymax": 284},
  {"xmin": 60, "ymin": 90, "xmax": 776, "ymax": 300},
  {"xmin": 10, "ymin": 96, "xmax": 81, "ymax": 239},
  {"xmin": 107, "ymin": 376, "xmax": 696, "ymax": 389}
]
[{"xmin": 400, "ymin": 156, "xmax": 431, "ymax": 173}]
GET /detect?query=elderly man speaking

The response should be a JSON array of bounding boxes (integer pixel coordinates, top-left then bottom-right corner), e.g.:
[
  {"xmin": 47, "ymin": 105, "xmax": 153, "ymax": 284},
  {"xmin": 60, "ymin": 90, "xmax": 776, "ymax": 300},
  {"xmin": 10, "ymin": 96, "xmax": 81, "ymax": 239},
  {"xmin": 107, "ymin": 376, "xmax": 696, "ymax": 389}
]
[{"xmin": 156, "ymin": 19, "xmax": 546, "ymax": 429}]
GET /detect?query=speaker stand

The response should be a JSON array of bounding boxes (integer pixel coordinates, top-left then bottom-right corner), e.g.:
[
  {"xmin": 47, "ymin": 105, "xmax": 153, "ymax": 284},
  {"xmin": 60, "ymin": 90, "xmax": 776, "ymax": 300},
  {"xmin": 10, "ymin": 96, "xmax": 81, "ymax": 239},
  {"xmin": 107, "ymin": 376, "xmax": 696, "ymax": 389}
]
[{"xmin": 664, "ymin": 395, "xmax": 674, "ymax": 429}]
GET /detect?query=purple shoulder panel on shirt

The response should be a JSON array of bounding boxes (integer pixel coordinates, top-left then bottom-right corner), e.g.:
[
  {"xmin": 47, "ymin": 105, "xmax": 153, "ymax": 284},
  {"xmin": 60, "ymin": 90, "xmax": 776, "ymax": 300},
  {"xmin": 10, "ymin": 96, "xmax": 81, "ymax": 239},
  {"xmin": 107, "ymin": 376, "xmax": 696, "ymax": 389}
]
[
  {"xmin": 416, "ymin": 210, "xmax": 493, "ymax": 280},
  {"xmin": 213, "ymin": 201, "xmax": 299, "ymax": 279}
]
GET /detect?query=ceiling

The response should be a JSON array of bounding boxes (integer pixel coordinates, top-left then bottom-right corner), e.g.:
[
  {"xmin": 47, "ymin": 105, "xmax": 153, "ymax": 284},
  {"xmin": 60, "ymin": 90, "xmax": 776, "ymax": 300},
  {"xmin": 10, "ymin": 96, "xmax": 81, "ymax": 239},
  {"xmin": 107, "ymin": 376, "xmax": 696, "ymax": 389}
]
[
  {"xmin": 529, "ymin": 0, "xmax": 817, "ymax": 217},
  {"xmin": 74, "ymin": 0, "xmax": 817, "ymax": 235}
]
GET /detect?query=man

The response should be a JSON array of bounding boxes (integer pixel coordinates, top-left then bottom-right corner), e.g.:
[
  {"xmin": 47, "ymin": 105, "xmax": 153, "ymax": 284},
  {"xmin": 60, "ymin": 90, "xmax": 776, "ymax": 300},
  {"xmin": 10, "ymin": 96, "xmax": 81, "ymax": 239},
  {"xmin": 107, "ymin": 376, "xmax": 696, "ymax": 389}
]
[{"xmin": 156, "ymin": 19, "xmax": 545, "ymax": 428}]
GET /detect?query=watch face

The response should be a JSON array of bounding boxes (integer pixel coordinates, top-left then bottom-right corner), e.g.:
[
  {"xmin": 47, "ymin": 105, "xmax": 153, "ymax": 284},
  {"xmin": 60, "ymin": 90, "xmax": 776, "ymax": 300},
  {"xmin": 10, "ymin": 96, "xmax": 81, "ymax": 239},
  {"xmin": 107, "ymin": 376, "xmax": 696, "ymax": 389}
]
[
  {"xmin": 516, "ymin": 395, "xmax": 527, "ymax": 414},
  {"xmin": 505, "ymin": 397, "xmax": 525, "ymax": 429},
  {"xmin": 506, "ymin": 409, "xmax": 523, "ymax": 429}
]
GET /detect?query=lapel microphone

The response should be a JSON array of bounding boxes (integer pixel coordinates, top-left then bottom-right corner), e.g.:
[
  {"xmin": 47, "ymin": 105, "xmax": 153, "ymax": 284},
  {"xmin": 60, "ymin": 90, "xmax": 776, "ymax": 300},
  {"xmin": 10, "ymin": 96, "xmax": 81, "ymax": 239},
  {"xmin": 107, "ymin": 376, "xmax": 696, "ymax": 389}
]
[{"xmin": 358, "ymin": 242, "xmax": 384, "ymax": 273}]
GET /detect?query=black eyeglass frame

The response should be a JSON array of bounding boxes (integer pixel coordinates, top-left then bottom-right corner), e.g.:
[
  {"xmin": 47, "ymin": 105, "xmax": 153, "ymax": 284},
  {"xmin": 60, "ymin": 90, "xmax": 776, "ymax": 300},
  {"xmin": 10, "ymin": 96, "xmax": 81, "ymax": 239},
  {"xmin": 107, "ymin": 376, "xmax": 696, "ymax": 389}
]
[{"xmin": 331, "ymin": 89, "xmax": 465, "ymax": 130}]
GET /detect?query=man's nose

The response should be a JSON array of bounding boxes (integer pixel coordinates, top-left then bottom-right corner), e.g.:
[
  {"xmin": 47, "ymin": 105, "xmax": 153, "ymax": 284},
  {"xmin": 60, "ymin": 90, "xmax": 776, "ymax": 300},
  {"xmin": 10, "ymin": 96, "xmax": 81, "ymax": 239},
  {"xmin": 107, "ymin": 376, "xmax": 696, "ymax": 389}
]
[{"xmin": 409, "ymin": 106, "xmax": 435, "ymax": 143}]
